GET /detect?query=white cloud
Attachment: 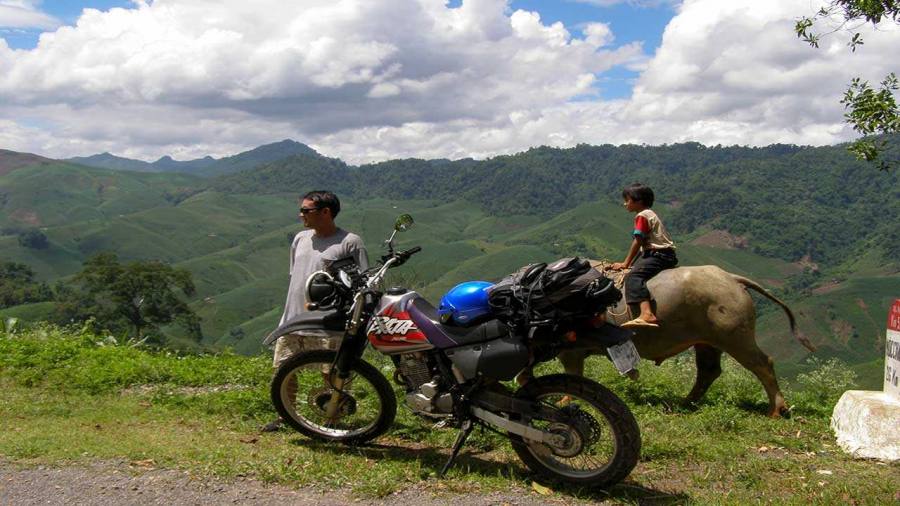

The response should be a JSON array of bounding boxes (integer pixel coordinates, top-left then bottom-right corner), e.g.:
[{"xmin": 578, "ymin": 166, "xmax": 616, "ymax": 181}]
[
  {"xmin": 582, "ymin": 22, "xmax": 614, "ymax": 47},
  {"xmin": 0, "ymin": 1, "xmax": 59, "ymax": 29},
  {"xmin": 0, "ymin": 0, "xmax": 647, "ymax": 160},
  {"xmin": 569, "ymin": 0, "xmax": 681, "ymax": 8},
  {"xmin": 0, "ymin": 0, "xmax": 897, "ymax": 163},
  {"xmin": 622, "ymin": 0, "xmax": 899, "ymax": 142}
]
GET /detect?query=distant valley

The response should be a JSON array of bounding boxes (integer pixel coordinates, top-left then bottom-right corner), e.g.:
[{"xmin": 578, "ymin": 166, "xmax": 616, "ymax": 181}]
[{"xmin": 1, "ymin": 137, "xmax": 897, "ymax": 387}]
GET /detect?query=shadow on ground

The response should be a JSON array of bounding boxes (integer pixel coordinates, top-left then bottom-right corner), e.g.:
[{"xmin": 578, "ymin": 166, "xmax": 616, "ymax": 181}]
[{"xmin": 290, "ymin": 438, "xmax": 691, "ymax": 504}]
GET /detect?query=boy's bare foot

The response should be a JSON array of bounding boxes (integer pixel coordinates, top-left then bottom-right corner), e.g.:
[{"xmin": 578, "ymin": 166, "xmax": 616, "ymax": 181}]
[{"xmin": 621, "ymin": 318, "xmax": 660, "ymax": 328}]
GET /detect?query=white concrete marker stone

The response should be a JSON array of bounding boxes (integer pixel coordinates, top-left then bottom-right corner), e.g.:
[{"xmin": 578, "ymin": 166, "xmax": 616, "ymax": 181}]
[{"xmin": 830, "ymin": 299, "xmax": 900, "ymax": 461}]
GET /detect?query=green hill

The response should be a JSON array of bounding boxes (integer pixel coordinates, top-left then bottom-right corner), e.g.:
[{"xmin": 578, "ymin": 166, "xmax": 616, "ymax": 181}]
[
  {"xmin": 0, "ymin": 161, "xmax": 201, "ymax": 228},
  {"xmin": 1, "ymin": 140, "xmax": 897, "ymax": 379},
  {"xmin": 0, "ymin": 149, "xmax": 56, "ymax": 176}
]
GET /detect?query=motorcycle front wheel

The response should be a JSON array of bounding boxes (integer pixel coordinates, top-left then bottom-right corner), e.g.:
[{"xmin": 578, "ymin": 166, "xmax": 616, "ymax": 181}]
[
  {"xmin": 509, "ymin": 374, "xmax": 640, "ymax": 488},
  {"xmin": 271, "ymin": 350, "xmax": 397, "ymax": 445}
]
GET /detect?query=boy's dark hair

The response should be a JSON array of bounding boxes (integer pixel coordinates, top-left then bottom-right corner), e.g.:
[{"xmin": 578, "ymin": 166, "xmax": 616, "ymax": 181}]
[
  {"xmin": 302, "ymin": 190, "xmax": 341, "ymax": 218},
  {"xmin": 622, "ymin": 183, "xmax": 655, "ymax": 208}
]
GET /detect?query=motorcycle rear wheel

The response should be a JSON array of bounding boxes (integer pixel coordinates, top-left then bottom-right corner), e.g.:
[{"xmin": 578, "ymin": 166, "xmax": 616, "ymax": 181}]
[
  {"xmin": 271, "ymin": 350, "xmax": 397, "ymax": 445},
  {"xmin": 509, "ymin": 374, "xmax": 640, "ymax": 488}
]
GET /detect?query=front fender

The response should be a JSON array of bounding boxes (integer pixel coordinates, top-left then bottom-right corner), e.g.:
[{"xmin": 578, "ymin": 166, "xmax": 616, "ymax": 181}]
[{"xmin": 262, "ymin": 311, "xmax": 347, "ymax": 346}]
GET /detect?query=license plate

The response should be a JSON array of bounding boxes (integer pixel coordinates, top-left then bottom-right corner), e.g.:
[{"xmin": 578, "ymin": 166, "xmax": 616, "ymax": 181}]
[{"xmin": 607, "ymin": 340, "xmax": 640, "ymax": 375}]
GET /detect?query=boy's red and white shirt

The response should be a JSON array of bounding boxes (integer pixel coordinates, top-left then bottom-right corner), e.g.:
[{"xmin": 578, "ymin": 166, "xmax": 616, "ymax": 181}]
[{"xmin": 633, "ymin": 209, "xmax": 676, "ymax": 251}]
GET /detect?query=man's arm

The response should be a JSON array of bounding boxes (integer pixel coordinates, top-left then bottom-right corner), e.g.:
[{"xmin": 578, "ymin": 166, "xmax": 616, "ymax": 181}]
[
  {"xmin": 288, "ymin": 233, "xmax": 299, "ymax": 275},
  {"xmin": 279, "ymin": 233, "xmax": 301, "ymax": 326}
]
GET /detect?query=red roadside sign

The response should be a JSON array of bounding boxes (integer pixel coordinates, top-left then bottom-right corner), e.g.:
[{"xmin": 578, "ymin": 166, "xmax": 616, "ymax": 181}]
[
  {"xmin": 886, "ymin": 299, "xmax": 900, "ymax": 395},
  {"xmin": 889, "ymin": 299, "xmax": 900, "ymax": 332}
]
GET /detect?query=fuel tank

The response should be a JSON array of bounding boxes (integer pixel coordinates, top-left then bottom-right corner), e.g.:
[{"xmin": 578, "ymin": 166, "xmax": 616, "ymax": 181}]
[{"xmin": 366, "ymin": 289, "xmax": 435, "ymax": 354}]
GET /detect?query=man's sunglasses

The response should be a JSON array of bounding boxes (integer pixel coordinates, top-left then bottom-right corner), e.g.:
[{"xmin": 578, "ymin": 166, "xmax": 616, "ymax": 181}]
[{"xmin": 299, "ymin": 207, "xmax": 321, "ymax": 215}]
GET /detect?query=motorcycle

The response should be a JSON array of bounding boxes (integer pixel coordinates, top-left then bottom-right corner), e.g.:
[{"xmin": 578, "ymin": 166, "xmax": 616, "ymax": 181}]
[{"xmin": 264, "ymin": 214, "xmax": 642, "ymax": 488}]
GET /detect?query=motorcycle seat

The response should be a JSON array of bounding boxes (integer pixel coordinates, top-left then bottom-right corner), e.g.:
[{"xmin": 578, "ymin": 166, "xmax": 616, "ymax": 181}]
[
  {"xmin": 409, "ymin": 298, "xmax": 509, "ymax": 347},
  {"xmin": 262, "ymin": 310, "xmax": 346, "ymax": 346}
]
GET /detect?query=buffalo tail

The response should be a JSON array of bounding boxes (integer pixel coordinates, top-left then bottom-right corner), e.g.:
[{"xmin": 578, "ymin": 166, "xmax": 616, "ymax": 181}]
[{"xmin": 731, "ymin": 274, "xmax": 816, "ymax": 352}]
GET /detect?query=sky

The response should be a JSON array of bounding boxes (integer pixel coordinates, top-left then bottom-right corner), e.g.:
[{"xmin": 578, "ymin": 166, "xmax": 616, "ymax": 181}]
[{"xmin": 0, "ymin": 0, "xmax": 897, "ymax": 163}]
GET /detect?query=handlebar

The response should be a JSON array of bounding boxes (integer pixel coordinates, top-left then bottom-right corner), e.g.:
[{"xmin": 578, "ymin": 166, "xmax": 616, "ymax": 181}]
[
  {"xmin": 347, "ymin": 245, "xmax": 421, "ymax": 333},
  {"xmin": 380, "ymin": 246, "xmax": 422, "ymax": 266}
]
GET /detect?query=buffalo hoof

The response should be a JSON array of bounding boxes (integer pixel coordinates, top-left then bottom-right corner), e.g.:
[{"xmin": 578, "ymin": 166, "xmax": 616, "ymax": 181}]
[
  {"xmin": 680, "ymin": 398, "xmax": 702, "ymax": 411},
  {"xmin": 769, "ymin": 404, "xmax": 791, "ymax": 419}
]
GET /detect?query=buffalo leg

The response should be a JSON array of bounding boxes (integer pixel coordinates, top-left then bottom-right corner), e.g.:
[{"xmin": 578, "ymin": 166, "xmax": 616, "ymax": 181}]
[
  {"xmin": 518, "ymin": 349, "xmax": 587, "ymax": 385},
  {"xmin": 558, "ymin": 350, "xmax": 587, "ymax": 377},
  {"xmin": 728, "ymin": 342, "xmax": 787, "ymax": 417},
  {"xmin": 685, "ymin": 344, "xmax": 723, "ymax": 405}
]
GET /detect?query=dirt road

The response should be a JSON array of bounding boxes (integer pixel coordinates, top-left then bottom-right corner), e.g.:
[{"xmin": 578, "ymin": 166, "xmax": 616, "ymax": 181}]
[{"xmin": 0, "ymin": 461, "xmax": 587, "ymax": 506}]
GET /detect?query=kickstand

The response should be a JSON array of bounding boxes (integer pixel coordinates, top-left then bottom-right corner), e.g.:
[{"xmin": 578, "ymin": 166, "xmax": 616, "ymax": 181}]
[{"xmin": 438, "ymin": 419, "xmax": 473, "ymax": 478}]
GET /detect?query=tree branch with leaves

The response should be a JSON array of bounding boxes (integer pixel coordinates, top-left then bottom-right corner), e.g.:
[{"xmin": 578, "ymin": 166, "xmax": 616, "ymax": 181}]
[
  {"xmin": 57, "ymin": 253, "xmax": 201, "ymax": 343},
  {"xmin": 796, "ymin": 0, "xmax": 899, "ymax": 170}
]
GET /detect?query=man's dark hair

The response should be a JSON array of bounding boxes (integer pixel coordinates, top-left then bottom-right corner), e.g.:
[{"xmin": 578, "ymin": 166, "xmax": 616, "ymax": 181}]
[
  {"xmin": 622, "ymin": 183, "xmax": 655, "ymax": 208},
  {"xmin": 302, "ymin": 190, "xmax": 341, "ymax": 218}
]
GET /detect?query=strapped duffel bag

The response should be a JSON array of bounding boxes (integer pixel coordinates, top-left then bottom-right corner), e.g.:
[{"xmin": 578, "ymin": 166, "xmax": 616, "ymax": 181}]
[{"xmin": 488, "ymin": 257, "xmax": 621, "ymax": 324}]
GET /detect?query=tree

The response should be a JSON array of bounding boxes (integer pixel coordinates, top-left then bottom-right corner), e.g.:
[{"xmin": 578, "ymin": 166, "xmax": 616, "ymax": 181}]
[
  {"xmin": 0, "ymin": 262, "xmax": 53, "ymax": 309},
  {"xmin": 796, "ymin": 0, "xmax": 900, "ymax": 170},
  {"xmin": 57, "ymin": 253, "xmax": 201, "ymax": 343},
  {"xmin": 17, "ymin": 229, "xmax": 49, "ymax": 249}
]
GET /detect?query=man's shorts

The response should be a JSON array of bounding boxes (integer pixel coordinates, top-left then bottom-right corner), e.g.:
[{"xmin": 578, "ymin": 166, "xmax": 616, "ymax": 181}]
[{"xmin": 272, "ymin": 332, "xmax": 343, "ymax": 369}]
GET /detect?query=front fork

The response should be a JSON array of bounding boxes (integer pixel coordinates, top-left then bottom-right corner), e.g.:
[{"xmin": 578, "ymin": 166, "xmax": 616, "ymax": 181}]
[{"xmin": 324, "ymin": 308, "xmax": 372, "ymax": 419}]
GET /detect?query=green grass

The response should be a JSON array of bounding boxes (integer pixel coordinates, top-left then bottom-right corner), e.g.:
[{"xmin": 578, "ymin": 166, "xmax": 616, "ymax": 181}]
[
  {"xmin": 0, "ymin": 326, "xmax": 896, "ymax": 503},
  {"xmin": 0, "ymin": 301, "xmax": 56, "ymax": 322}
]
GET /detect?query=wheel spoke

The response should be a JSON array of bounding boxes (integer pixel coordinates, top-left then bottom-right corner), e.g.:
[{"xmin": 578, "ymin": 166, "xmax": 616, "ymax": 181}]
[
  {"xmin": 525, "ymin": 390, "xmax": 619, "ymax": 476},
  {"xmin": 283, "ymin": 358, "xmax": 382, "ymax": 437}
]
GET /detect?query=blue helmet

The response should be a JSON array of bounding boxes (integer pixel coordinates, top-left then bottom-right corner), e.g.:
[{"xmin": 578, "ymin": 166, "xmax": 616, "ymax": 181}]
[{"xmin": 438, "ymin": 281, "xmax": 493, "ymax": 326}]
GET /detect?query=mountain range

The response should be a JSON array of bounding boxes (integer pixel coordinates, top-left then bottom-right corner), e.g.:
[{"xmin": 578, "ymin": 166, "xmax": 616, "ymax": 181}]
[{"xmin": 65, "ymin": 139, "xmax": 320, "ymax": 177}]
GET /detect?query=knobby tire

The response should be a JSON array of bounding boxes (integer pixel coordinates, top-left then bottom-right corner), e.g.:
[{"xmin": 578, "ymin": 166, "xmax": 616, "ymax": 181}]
[
  {"xmin": 271, "ymin": 350, "xmax": 397, "ymax": 445},
  {"xmin": 509, "ymin": 374, "xmax": 640, "ymax": 488}
]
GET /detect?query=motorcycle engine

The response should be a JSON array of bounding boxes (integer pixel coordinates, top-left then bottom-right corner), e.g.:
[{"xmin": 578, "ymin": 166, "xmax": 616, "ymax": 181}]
[{"xmin": 396, "ymin": 352, "xmax": 453, "ymax": 417}]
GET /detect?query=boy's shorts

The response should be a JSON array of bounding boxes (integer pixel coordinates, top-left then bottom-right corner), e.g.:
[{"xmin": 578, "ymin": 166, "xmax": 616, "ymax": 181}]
[
  {"xmin": 624, "ymin": 248, "xmax": 678, "ymax": 304},
  {"xmin": 272, "ymin": 332, "xmax": 343, "ymax": 369}
]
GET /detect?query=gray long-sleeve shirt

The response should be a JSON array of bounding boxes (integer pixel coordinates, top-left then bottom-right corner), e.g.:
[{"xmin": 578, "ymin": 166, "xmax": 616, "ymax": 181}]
[{"xmin": 279, "ymin": 228, "xmax": 369, "ymax": 325}]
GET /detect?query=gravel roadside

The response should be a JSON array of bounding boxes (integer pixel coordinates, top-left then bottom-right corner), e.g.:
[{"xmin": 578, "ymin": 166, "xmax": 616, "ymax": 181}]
[{"xmin": 0, "ymin": 461, "xmax": 586, "ymax": 505}]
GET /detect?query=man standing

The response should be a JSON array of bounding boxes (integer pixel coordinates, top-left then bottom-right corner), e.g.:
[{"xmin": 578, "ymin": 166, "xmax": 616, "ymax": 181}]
[{"xmin": 264, "ymin": 190, "xmax": 368, "ymax": 432}]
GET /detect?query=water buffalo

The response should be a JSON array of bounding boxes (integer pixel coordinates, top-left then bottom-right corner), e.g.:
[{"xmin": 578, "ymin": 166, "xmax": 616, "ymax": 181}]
[{"xmin": 559, "ymin": 264, "xmax": 815, "ymax": 417}]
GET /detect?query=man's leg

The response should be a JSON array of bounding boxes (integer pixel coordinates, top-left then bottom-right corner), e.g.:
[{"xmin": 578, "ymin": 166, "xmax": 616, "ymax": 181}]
[{"xmin": 262, "ymin": 335, "xmax": 304, "ymax": 432}]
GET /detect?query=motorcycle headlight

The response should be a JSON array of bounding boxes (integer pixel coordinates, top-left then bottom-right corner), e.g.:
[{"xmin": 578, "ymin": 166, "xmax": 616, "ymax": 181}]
[{"xmin": 305, "ymin": 271, "xmax": 338, "ymax": 309}]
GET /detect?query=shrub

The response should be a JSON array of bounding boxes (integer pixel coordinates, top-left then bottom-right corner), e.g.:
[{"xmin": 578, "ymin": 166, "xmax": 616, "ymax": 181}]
[
  {"xmin": 789, "ymin": 357, "xmax": 858, "ymax": 414},
  {"xmin": 0, "ymin": 323, "xmax": 269, "ymax": 394},
  {"xmin": 17, "ymin": 229, "xmax": 49, "ymax": 250}
]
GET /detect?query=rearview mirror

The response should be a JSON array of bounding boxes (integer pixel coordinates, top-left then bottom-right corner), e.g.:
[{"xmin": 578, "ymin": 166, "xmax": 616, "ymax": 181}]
[{"xmin": 394, "ymin": 214, "xmax": 414, "ymax": 232}]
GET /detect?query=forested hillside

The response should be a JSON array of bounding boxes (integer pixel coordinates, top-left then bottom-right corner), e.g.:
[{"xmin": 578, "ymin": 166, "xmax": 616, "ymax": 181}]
[
  {"xmin": 213, "ymin": 137, "xmax": 899, "ymax": 269},
  {"xmin": 1, "ymin": 137, "xmax": 897, "ymax": 384}
]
